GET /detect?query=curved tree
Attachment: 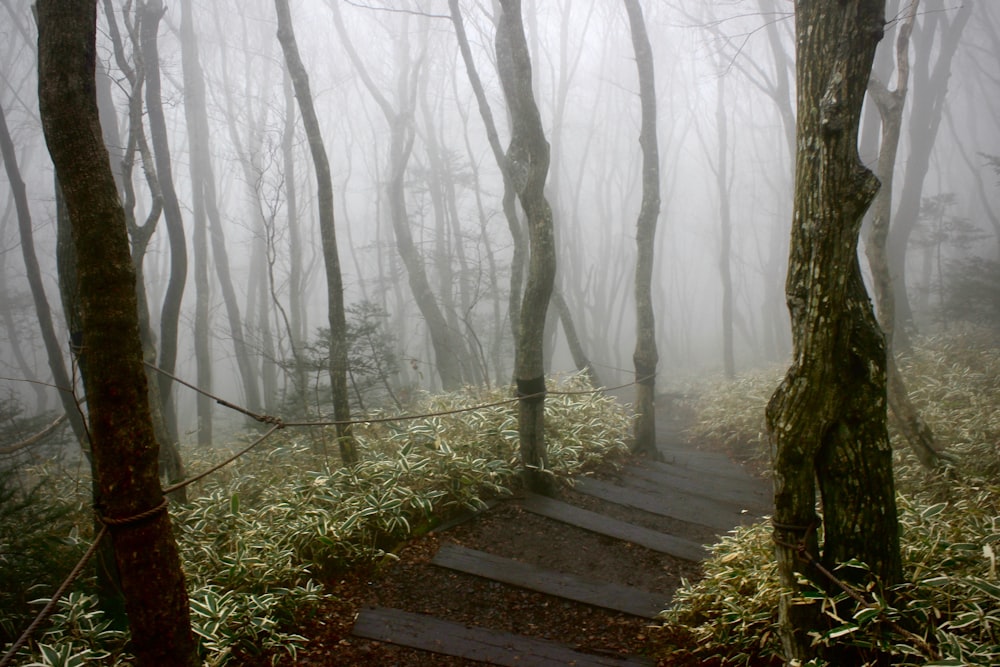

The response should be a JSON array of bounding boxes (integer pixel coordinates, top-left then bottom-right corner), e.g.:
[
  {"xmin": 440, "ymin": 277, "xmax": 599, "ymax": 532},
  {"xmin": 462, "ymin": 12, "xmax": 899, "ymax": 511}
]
[
  {"xmin": 274, "ymin": 0, "xmax": 357, "ymax": 464},
  {"xmin": 766, "ymin": 0, "xmax": 901, "ymax": 661},
  {"xmin": 495, "ymin": 0, "xmax": 557, "ymax": 494}
]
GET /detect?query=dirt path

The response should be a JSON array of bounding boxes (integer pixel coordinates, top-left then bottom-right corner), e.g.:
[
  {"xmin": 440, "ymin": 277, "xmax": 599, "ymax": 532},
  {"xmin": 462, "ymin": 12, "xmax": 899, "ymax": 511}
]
[{"xmin": 260, "ymin": 393, "xmax": 772, "ymax": 666}]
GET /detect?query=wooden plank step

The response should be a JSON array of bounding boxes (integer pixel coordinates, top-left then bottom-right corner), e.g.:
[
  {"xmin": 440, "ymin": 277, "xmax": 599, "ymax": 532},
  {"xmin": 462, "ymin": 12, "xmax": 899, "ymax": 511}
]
[
  {"xmin": 353, "ymin": 606, "xmax": 655, "ymax": 666},
  {"xmin": 629, "ymin": 460, "xmax": 770, "ymax": 501},
  {"xmin": 654, "ymin": 447, "xmax": 752, "ymax": 480},
  {"xmin": 616, "ymin": 470, "xmax": 765, "ymax": 522},
  {"xmin": 575, "ymin": 477, "xmax": 736, "ymax": 533},
  {"xmin": 520, "ymin": 493, "xmax": 706, "ymax": 562},
  {"xmin": 431, "ymin": 544, "xmax": 668, "ymax": 619},
  {"xmin": 622, "ymin": 464, "xmax": 770, "ymax": 513}
]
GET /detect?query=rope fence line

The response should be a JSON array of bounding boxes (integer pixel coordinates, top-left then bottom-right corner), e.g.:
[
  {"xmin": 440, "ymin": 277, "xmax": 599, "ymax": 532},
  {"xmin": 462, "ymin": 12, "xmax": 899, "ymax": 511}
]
[
  {"xmin": 3, "ymin": 364, "xmax": 653, "ymax": 663},
  {"xmin": 0, "ymin": 526, "xmax": 108, "ymax": 667}
]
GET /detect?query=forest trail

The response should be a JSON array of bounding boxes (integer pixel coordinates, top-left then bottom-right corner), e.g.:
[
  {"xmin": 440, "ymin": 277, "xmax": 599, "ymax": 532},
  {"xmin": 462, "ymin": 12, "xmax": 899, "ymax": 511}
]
[{"xmin": 343, "ymin": 394, "xmax": 773, "ymax": 666}]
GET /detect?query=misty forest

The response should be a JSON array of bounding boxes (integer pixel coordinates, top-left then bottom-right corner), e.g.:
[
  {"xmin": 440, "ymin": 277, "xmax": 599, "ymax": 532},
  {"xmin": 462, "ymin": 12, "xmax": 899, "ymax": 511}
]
[{"xmin": 1, "ymin": 0, "xmax": 998, "ymax": 665}]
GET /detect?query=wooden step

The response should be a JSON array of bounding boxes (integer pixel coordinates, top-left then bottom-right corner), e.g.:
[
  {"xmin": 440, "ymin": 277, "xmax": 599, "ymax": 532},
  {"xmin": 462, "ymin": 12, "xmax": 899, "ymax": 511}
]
[
  {"xmin": 431, "ymin": 543, "xmax": 668, "ymax": 618},
  {"xmin": 353, "ymin": 606, "xmax": 655, "ymax": 666},
  {"xmin": 574, "ymin": 477, "xmax": 738, "ymax": 533},
  {"xmin": 615, "ymin": 472, "xmax": 763, "ymax": 525},
  {"xmin": 626, "ymin": 461, "xmax": 771, "ymax": 506},
  {"xmin": 520, "ymin": 493, "xmax": 706, "ymax": 562}
]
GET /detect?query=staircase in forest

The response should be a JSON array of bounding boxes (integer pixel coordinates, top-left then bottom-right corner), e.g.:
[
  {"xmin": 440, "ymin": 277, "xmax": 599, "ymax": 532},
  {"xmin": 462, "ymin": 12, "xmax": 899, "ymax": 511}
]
[{"xmin": 350, "ymin": 413, "xmax": 772, "ymax": 666}]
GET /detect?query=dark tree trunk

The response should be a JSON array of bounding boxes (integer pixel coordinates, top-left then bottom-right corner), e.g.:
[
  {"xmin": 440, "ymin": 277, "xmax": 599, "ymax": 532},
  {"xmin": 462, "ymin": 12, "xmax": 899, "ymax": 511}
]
[
  {"xmin": 36, "ymin": 2, "xmax": 197, "ymax": 664},
  {"xmin": 496, "ymin": 0, "xmax": 557, "ymax": 494},
  {"xmin": 275, "ymin": 0, "xmax": 357, "ymax": 463},
  {"xmin": 623, "ymin": 0, "xmax": 660, "ymax": 458},
  {"xmin": 766, "ymin": 1, "xmax": 901, "ymax": 661}
]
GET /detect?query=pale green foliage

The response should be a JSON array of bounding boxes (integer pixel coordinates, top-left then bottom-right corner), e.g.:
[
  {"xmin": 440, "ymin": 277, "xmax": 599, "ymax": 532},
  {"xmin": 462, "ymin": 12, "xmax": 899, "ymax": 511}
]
[
  {"xmin": 12, "ymin": 373, "xmax": 630, "ymax": 665},
  {"xmin": 662, "ymin": 325, "xmax": 1000, "ymax": 665}
]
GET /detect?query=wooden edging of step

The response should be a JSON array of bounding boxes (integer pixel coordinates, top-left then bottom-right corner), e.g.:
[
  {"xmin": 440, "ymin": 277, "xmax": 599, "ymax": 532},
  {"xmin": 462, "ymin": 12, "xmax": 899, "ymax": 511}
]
[
  {"xmin": 574, "ymin": 477, "xmax": 736, "ymax": 533},
  {"xmin": 431, "ymin": 543, "xmax": 668, "ymax": 619},
  {"xmin": 353, "ymin": 606, "xmax": 655, "ymax": 667},
  {"xmin": 520, "ymin": 493, "xmax": 707, "ymax": 562}
]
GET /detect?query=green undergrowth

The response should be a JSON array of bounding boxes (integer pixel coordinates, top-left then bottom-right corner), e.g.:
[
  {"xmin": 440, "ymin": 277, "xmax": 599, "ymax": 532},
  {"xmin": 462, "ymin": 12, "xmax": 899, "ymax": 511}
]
[
  {"xmin": 661, "ymin": 324, "xmax": 1000, "ymax": 666},
  {"xmin": 5, "ymin": 373, "xmax": 631, "ymax": 666}
]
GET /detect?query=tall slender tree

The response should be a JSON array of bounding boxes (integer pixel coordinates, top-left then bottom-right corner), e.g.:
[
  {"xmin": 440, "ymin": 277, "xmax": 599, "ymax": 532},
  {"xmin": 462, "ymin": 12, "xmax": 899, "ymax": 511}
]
[
  {"xmin": 623, "ymin": 0, "xmax": 660, "ymax": 457},
  {"xmin": 496, "ymin": 0, "xmax": 557, "ymax": 494},
  {"xmin": 766, "ymin": 0, "xmax": 900, "ymax": 661},
  {"xmin": 275, "ymin": 0, "xmax": 357, "ymax": 463},
  {"xmin": 36, "ymin": 1, "xmax": 197, "ymax": 663}
]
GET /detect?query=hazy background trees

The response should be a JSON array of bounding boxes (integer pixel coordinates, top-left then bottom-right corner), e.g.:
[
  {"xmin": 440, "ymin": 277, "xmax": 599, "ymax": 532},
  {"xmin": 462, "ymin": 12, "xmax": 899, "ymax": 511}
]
[{"xmin": 1, "ymin": 0, "xmax": 997, "ymax": 450}]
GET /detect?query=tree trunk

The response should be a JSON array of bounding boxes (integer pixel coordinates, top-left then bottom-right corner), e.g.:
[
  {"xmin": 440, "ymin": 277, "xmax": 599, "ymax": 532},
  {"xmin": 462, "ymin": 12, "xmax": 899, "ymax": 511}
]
[
  {"xmin": 886, "ymin": 3, "xmax": 972, "ymax": 340},
  {"xmin": 138, "ymin": 0, "xmax": 186, "ymax": 484},
  {"xmin": 766, "ymin": 1, "xmax": 901, "ymax": 662},
  {"xmin": 36, "ymin": 2, "xmax": 197, "ymax": 664},
  {"xmin": 623, "ymin": 0, "xmax": 660, "ymax": 459},
  {"xmin": 448, "ymin": 0, "xmax": 527, "ymax": 359},
  {"xmin": 275, "ymin": 0, "xmax": 357, "ymax": 464},
  {"xmin": 496, "ymin": 0, "xmax": 557, "ymax": 495},
  {"xmin": 0, "ymin": 104, "xmax": 89, "ymax": 444},
  {"xmin": 330, "ymin": 2, "xmax": 467, "ymax": 391},
  {"xmin": 179, "ymin": 0, "xmax": 213, "ymax": 447},
  {"xmin": 866, "ymin": 0, "xmax": 942, "ymax": 468}
]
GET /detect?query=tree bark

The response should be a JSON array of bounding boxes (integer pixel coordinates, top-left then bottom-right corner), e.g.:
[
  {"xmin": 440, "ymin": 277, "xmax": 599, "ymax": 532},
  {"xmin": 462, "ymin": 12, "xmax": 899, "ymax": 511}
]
[
  {"xmin": 275, "ymin": 0, "xmax": 357, "ymax": 463},
  {"xmin": 766, "ymin": 1, "xmax": 901, "ymax": 661},
  {"xmin": 623, "ymin": 0, "xmax": 660, "ymax": 458},
  {"xmin": 496, "ymin": 0, "xmax": 557, "ymax": 494},
  {"xmin": 36, "ymin": 2, "xmax": 197, "ymax": 664}
]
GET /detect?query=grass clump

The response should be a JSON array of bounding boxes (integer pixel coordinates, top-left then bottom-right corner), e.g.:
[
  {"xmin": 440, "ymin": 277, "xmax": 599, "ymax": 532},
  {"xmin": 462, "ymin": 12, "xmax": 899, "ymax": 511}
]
[
  {"xmin": 7, "ymin": 372, "xmax": 630, "ymax": 666},
  {"xmin": 659, "ymin": 324, "xmax": 1000, "ymax": 666}
]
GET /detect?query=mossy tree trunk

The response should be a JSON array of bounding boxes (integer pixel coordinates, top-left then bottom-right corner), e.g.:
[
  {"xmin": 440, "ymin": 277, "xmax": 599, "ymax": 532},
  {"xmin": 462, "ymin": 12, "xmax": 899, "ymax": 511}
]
[
  {"xmin": 275, "ymin": 0, "xmax": 357, "ymax": 464},
  {"xmin": 37, "ymin": 2, "xmax": 197, "ymax": 664},
  {"xmin": 496, "ymin": 0, "xmax": 557, "ymax": 494},
  {"xmin": 623, "ymin": 0, "xmax": 661, "ymax": 459},
  {"xmin": 766, "ymin": 0, "xmax": 902, "ymax": 662}
]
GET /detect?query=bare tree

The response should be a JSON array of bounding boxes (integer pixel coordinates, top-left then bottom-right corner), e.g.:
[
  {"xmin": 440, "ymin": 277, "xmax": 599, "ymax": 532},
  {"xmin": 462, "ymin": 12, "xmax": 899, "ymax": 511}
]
[
  {"xmin": 275, "ymin": 0, "xmax": 357, "ymax": 463},
  {"xmin": 496, "ymin": 0, "xmax": 557, "ymax": 494},
  {"xmin": 622, "ymin": 0, "xmax": 660, "ymax": 457},
  {"xmin": 37, "ymin": 1, "xmax": 197, "ymax": 663},
  {"xmin": 866, "ymin": 0, "xmax": 942, "ymax": 468}
]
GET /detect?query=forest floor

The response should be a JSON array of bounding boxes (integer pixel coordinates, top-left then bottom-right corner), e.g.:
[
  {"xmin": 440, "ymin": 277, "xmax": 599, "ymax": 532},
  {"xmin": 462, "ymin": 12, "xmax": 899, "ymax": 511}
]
[{"xmin": 244, "ymin": 397, "xmax": 768, "ymax": 666}]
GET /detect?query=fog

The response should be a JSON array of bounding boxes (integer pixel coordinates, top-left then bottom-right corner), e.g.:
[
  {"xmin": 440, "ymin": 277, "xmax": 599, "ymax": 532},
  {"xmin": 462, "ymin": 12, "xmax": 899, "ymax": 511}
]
[{"xmin": 1, "ymin": 0, "xmax": 998, "ymax": 441}]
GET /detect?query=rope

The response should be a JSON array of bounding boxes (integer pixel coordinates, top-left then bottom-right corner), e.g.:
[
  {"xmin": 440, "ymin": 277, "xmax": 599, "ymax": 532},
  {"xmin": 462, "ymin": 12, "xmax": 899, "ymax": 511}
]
[
  {"xmin": 771, "ymin": 519, "xmax": 939, "ymax": 660},
  {"xmin": 0, "ymin": 526, "xmax": 107, "ymax": 667},
  {"xmin": 96, "ymin": 498, "xmax": 169, "ymax": 527},
  {"xmin": 163, "ymin": 424, "xmax": 282, "ymax": 494}
]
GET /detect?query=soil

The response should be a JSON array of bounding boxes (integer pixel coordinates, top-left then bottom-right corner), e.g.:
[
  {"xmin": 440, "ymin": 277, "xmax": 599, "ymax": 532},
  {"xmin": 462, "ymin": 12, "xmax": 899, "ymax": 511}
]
[{"xmin": 246, "ymin": 466, "xmax": 738, "ymax": 667}]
